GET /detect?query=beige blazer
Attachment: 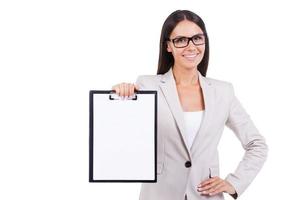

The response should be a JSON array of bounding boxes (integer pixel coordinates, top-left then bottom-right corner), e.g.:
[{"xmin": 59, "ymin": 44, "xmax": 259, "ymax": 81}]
[{"xmin": 135, "ymin": 68, "xmax": 268, "ymax": 200}]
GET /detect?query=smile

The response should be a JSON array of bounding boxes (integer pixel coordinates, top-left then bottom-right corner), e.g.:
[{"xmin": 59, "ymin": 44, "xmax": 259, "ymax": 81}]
[
  {"xmin": 183, "ymin": 54, "xmax": 198, "ymax": 58},
  {"xmin": 183, "ymin": 53, "xmax": 199, "ymax": 61}
]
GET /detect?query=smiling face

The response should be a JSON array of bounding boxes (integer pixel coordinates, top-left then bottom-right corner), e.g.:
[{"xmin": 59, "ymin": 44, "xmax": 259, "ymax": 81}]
[{"xmin": 167, "ymin": 20, "xmax": 205, "ymax": 70}]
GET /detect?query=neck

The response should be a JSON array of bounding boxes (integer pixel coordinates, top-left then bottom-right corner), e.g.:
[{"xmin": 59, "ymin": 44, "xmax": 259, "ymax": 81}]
[{"xmin": 172, "ymin": 65, "xmax": 199, "ymax": 87}]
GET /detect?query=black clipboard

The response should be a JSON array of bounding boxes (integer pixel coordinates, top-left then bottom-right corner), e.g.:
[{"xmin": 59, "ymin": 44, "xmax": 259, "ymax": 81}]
[{"xmin": 89, "ymin": 90, "xmax": 157, "ymax": 182}]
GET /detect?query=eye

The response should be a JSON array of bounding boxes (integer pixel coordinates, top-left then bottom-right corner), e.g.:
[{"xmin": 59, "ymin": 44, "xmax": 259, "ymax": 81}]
[
  {"xmin": 193, "ymin": 35, "xmax": 204, "ymax": 42},
  {"xmin": 174, "ymin": 37, "xmax": 188, "ymax": 43}
]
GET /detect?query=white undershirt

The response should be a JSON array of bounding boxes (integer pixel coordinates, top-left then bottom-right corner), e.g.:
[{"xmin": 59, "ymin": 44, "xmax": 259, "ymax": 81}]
[{"xmin": 183, "ymin": 110, "xmax": 205, "ymax": 150}]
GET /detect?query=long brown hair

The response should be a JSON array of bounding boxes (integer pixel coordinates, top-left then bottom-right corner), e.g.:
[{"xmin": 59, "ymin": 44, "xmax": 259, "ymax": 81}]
[{"xmin": 157, "ymin": 10, "xmax": 209, "ymax": 76}]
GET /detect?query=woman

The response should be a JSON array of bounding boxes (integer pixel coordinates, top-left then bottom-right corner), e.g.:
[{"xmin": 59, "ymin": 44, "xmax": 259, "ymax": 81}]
[{"xmin": 112, "ymin": 10, "xmax": 268, "ymax": 200}]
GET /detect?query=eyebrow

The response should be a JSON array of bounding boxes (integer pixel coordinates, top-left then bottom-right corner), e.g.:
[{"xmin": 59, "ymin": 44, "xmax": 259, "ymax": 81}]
[{"xmin": 173, "ymin": 33, "xmax": 205, "ymax": 39}]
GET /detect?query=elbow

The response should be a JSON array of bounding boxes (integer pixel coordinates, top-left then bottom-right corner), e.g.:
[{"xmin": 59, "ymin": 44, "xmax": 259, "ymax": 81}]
[{"xmin": 245, "ymin": 136, "xmax": 268, "ymax": 162}]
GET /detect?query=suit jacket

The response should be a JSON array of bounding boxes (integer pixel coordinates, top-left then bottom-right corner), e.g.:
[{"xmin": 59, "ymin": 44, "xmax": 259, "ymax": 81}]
[{"xmin": 135, "ymin": 67, "xmax": 268, "ymax": 200}]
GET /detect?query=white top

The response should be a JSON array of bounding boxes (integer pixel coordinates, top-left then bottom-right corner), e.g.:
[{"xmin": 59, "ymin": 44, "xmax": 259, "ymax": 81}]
[{"xmin": 183, "ymin": 110, "xmax": 205, "ymax": 150}]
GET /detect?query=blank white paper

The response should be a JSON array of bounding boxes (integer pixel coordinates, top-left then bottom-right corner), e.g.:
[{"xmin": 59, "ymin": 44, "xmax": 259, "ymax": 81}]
[{"xmin": 92, "ymin": 92, "xmax": 156, "ymax": 181}]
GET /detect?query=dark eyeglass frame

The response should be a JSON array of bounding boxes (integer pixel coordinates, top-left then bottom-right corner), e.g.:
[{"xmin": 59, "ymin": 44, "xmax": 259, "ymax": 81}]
[{"xmin": 167, "ymin": 33, "xmax": 206, "ymax": 48}]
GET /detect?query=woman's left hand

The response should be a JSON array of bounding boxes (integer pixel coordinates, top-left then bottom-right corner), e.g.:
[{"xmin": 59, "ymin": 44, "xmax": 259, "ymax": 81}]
[{"xmin": 197, "ymin": 176, "xmax": 236, "ymax": 196}]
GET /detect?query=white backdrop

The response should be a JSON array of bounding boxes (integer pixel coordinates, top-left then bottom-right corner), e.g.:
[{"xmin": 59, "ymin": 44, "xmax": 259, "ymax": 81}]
[{"xmin": 1, "ymin": 0, "xmax": 299, "ymax": 199}]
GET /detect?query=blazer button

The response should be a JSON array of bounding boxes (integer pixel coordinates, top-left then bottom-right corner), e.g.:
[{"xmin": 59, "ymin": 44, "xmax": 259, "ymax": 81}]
[{"xmin": 185, "ymin": 161, "xmax": 192, "ymax": 168}]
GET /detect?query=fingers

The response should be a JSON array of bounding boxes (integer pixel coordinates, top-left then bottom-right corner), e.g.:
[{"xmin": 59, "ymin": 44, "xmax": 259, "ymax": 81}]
[
  {"xmin": 207, "ymin": 183, "xmax": 227, "ymax": 196},
  {"xmin": 111, "ymin": 83, "xmax": 139, "ymax": 98},
  {"xmin": 199, "ymin": 176, "xmax": 217, "ymax": 187},
  {"xmin": 134, "ymin": 84, "xmax": 140, "ymax": 91},
  {"xmin": 197, "ymin": 177, "xmax": 227, "ymax": 196},
  {"xmin": 112, "ymin": 84, "xmax": 120, "ymax": 95},
  {"xmin": 121, "ymin": 83, "xmax": 127, "ymax": 96},
  {"xmin": 130, "ymin": 84, "xmax": 135, "ymax": 96}
]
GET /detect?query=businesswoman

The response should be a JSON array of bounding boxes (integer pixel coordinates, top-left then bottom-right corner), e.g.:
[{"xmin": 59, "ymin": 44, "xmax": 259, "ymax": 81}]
[{"xmin": 112, "ymin": 10, "xmax": 267, "ymax": 200}]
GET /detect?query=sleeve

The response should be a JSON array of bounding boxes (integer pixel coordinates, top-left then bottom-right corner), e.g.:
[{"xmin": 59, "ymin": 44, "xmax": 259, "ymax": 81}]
[
  {"xmin": 135, "ymin": 75, "xmax": 146, "ymax": 90},
  {"xmin": 225, "ymin": 83, "xmax": 268, "ymax": 199}
]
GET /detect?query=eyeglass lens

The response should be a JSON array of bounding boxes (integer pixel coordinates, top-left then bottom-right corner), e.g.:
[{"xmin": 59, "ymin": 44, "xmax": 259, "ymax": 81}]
[{"xmin": 173, "ymin": 34, "xmax": 205, "ymax": 48}]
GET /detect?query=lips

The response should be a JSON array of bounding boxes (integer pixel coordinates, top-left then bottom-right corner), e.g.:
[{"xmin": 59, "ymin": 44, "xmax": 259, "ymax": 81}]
[{"xmin": 183, "ymin": 53, "xmax": 199, "ymax": 61}]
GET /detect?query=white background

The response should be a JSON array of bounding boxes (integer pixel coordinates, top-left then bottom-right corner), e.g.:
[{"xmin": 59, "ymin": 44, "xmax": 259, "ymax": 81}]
[{"xmin": 1, "ymin": 0, "xmax": 299, "ymax": 199}]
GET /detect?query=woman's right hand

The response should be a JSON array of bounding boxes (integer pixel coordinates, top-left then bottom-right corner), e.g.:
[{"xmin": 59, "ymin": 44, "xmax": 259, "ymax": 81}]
[{"xmin": 112, "ymin": 83, "xmax": 140, "ymax": 98}]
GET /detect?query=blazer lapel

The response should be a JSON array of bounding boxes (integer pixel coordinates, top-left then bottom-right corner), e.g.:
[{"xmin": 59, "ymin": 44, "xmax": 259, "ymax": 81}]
[
  {"xmin": 190, "ymin": 72, "xmax": 215, "ymax": 156},
  {"xmin": 159, "ymin": 68, "xmax": 215, "ymax": 158},
  {"xmin": 159, "ymin": 68, "xmax": 191, "ymax": 155}
]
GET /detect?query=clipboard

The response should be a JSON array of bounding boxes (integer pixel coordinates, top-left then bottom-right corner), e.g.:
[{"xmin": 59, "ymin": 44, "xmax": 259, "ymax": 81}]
[{"xmin": 89, "ymin": 90, "xmax": 157, "ymax": 182}]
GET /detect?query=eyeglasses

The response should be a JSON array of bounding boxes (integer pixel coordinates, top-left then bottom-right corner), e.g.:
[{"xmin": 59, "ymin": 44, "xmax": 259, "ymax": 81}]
[{"xmin": 167, "ymin": 34, "xmax": 206, "ymax": 48}]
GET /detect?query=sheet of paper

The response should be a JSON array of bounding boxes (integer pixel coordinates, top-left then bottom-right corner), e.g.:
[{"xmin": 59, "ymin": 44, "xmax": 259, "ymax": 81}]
[{"xmin": 90, "ymin": 91, "xmax": 157, "ymax": 182}]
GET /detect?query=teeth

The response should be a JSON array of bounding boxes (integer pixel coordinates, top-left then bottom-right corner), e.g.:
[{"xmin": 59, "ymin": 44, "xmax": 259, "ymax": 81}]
[{"xmin": 184, "ymin": 54, "xmax": 197, "ymax": 58}]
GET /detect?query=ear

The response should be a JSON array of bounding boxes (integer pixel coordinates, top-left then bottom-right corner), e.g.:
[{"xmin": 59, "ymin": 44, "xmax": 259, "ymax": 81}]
[{"xmin": 167, "ymin": 42, "xmax": 172, "ymax": 52}]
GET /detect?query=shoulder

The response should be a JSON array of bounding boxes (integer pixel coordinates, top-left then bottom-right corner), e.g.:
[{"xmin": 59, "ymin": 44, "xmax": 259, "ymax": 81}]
[
  {"xmin": 135, "ymin": 74, "xmax": 162, "ymax": 89},
  {"xmin": 205, "ymin": 76, "xmax": 233, "ymax": 88},
  {"xmin": 204, "ymin": 76, "xmax": 235, "ymax": 96},
  {"xmin": 135, "ymin": 74, "xmax": 162, "ymax": 90},
  {"xmin": 136, "ymin": 74, "xmax": 162, "ymax": 82}
]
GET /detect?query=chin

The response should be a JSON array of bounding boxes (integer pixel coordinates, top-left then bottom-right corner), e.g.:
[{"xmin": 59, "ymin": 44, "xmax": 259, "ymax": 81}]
[
  {"xmin": 184, "ymin": 61, "xmax": 201, "ymax": 68},
  {"xmin": 182, "ymin": 64, "xmax": 198, "ymax": 70},
  {"xmin": 181, "ymin": 59, "xmax": 201, "ymax": 67}
]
